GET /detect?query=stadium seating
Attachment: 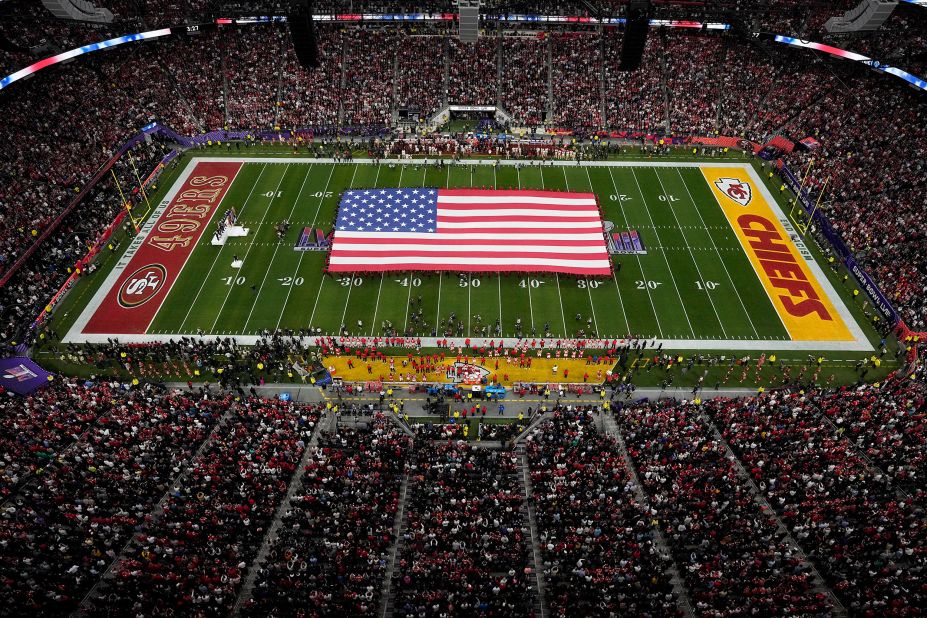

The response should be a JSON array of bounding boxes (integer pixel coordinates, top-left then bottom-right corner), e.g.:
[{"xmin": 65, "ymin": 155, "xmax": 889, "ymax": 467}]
[{"xmin": 1, "ymin": 8, "xmax": 927, "ymax": 614}]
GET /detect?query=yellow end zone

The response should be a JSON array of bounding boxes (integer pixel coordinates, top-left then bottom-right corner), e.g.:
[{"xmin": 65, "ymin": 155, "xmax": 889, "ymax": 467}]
[{"xmin": 701, "ymin": 167, "xmax": 853, "ymax": 342}]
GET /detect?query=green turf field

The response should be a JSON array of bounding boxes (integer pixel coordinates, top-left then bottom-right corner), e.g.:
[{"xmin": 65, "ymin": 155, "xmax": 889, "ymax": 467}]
[{"xmin": 60, "ymin": 155, "xmax": 880, "ymax": 354}]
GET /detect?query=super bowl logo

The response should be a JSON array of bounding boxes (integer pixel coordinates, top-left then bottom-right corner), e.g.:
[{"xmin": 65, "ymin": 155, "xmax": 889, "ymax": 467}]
[
  {"xmin": 714, "ymin": 177, "xmax": 753, "ymax": 207},
  {"xmin": 118, "ymin": 264, "xmax": 167, "ymax": 308},
  {"xmin": 445, "ymin": 362, "xmax": 491, "ymax": 385}
]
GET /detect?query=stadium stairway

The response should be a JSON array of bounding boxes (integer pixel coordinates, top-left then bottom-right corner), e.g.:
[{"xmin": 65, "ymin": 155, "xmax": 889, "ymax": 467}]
[
  {"xmin": 76, "ymin": 400, "xmax": 245, "ymax": 614},
  {"xmin": 515, "ymin": 444, "xmax": 549, "ymax": 618},
  {"xmin": 603, "ymin": 413, "xmax": 696, "ymax": 618},
  {"xmin": 231, "ymin": 409, "xmax": 332, "ymax": 616},
  {"xmin": 382, "ymin": 472, "xmax": 416, "ymax": 617},
  {"xmin": 691, "ymin": 409, "xmax": 849, "ymax": 617}
]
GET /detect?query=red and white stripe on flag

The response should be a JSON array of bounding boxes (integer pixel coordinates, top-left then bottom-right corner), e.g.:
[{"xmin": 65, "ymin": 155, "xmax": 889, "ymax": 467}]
[{"xmin": 328, "ymin": 188, "xmax": 611, "ymax": 275}]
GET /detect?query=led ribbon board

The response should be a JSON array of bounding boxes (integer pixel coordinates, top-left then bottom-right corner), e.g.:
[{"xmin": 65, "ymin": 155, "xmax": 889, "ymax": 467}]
[
  {"xmin": 0, "ymin": 29, "xmax": 171, "ymax": 91},
  {"xmin": 774, "ymin": 35, "xmax": 927, "ymax": 92}
]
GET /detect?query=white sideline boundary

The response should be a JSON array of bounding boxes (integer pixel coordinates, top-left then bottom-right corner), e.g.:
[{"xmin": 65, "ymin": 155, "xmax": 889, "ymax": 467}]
[{"xmin": 61, "ymin": 158, "xmax": 874, "ymax": 352}]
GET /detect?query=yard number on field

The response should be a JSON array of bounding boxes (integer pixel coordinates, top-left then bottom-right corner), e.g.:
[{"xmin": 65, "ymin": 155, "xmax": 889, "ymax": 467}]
[
  {"xmin": 520, "ymin": 278, "xmax": 544, "ymax": 289},
  {"xmin": 397, "ymin": 277, "xmax": 422, "ymax": 287},
  {"xmin": 339, "ymin": 276, "xmax": 363, "ymax": 286},
  {"xmin": 658, "ymin": 194, "xmax": 680, "ymax": 202},
  {"xmin": 609, "ymin": 194, "xmax": 631, "ymax": 202},
  {"xmin": 459, "ymin": 278, "xmax": 481, "ymax": 288},
  {"xmin": 577, "ymin": 279, "xmax": 600, "ymax": 289},
  {"xmin": 223, "ymin": 276, "xmax": 246, "ymax": 285},
  {"xmin": 695, "ymin": 280, "xmax": 719, "ymax": 290},
  {"xmin": 278, "ymin": 276, "xmax": 304, "ymax": 286},
  {"xmin": 636, "ymin": 280, "xmax": 661, "ymax": 290}
]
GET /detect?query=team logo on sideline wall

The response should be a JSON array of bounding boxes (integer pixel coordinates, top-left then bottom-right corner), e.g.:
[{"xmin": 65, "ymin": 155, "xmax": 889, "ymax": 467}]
[
  {"xmin": 118, "ymin": 264, "xmax": 167, "ymax": 308},
  {"xmin": 714, "ymin": 177, "xmax": 753, "ymax": 207}
]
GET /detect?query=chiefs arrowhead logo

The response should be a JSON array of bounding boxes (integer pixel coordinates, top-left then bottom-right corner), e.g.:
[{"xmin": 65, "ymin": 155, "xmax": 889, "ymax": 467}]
[
  {"xmin": 118, "ymin": 264, "xmax": 167, "ymax": 308},
  {"xmin": 714, "ymin": 177, "xmax": 753, "ymax": 207}
]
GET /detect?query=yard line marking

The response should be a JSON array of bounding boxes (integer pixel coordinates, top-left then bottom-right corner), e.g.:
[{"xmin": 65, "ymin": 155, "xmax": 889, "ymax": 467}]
[
  {"xmin": 340, "ymin": 163, "xmax": 380, "ymax": 334},
  {"xmin": 525, "ymin": 167, "xmax": 536, "ymax": 331},
  {"xmin": 497, "ymin": 274, "xmax": 503, "ymax": 337},
  {"xmin": 373, "ymin": 273, "xmax": 385, "ymax": 337},
  {"xmin": 651, "ymin": 168, "xmax": 727, "ymax": 338},
  {"xmin": 628, "ymin": 167, "xmax": 695, "ymax": 338},
  {"xmin": 276, "ymin": 164, "xmax": 336, "ymax": 331},
  {"xmin": 309, "ymin": 164, "xmax": 360, "ymax": 329},
  {"xmin": 397, "ymin": 165, "xmax": 415, "ymax": 333},
  {"xmin": 211, "ymin": 163, "xmax": 291, "ymax": 333},
  {"xmin": 178, "ymin": 163, "xmax": 268, "ymax": 333},
  {"xmin": 242, "ymin": 163, "xmax": 315, "ymax": 334},
  {"xmin": 555, "ymin": 273, "xmax": 567, "ymax": 336},
  {"xmin": 467, "ymin": 167, "xmax": 473, "ymax": 337},
  {"xmin": 435, "ymin": 272, "xmax": 442, "ymax": 333},
  {"xmin": 605, "ymin": 166, "xmax": 661, "ymax": 336},
  {"xmin": 585, "ymin": 281, "xmax": 599, "ymax": 335},
  {"xmin": 584, "ymin": 167, "xmax": 630, "ymax": 337},
  {"xmin": 675, "ymin": 167, "xmax": 760, "ymax": 338}
]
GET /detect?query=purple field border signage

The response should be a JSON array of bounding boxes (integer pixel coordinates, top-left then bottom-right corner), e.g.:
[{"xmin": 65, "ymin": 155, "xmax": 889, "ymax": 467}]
[{"xmin": 0, "ymin": 357, "xmax": 53, "ymax": 395}]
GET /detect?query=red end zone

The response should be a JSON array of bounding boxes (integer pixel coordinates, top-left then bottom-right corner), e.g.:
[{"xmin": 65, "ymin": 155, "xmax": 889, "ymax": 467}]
[{"xmin": 82, "ymin": 161, "xmax": 242, "ymax": 335}]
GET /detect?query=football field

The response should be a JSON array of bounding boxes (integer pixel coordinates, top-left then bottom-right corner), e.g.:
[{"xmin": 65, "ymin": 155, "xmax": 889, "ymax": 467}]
[{"xmin": 63, "ymin": 156, "xmax": 874, "ymax": 352}]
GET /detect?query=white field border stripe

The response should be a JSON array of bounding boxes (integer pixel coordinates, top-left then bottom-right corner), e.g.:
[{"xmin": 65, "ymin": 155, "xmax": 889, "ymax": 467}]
[
  {"xmin": 64, "ymin": 159, "xmax": 202, "ymax": 343},
  {"xmin": 744, "ymin": 164, "xmax": 871, "ymax": 349},
  {"xmin": 67, "ymin": 333, "xmax": 876, "ymax": 351},
  {"xmin": 188, "ymin": 156, "xmax": 763, "ymax": 168}
]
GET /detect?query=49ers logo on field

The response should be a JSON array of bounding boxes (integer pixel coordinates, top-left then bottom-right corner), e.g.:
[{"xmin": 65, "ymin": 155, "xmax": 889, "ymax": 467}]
[
  {"xmin": 118, "ymin": 264, "xmax": 167, "ymax": 308},
  {"xmin": 714, "ymin": 177, "xmax": 753, "ymax": 207}
]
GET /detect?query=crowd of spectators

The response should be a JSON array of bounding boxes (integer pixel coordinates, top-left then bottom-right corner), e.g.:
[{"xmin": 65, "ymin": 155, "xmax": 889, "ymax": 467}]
[
  {"xmin": 526, "ymin": 407, "xmax": 680, "ymax": 616},
  {"xmin": 447, "ymin": 38, "xmax": 499, "ymax": 107},
  {"xmin": 91, "ymin": 397, "xmax": 320, "ymax": 616},
  {"xmin": 617, "ymin": 400, "xmax": 835, "ymax": 615},
  {"xmin": 704, "ymin": 391, "xmax": 927, "ymax": 615},
  {"xmin": 0, "ymin": 380, "xmax": 231, "ymax": 614},
  {"xmin": 394, "ymin": 438, "xmax": 536, "ymax": 616},
  {"xmin": 499, "ymin": 36, "xmax": 547, "ymax": 125},
  {"xmin": 244, "ymin": 413, "xmax": 412, "ymax": 616}
]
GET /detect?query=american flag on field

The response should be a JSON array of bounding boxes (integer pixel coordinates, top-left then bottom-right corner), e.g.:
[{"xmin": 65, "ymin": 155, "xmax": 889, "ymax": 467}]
[{"xmin": 328, "ymin": 188, "xmax": 612, "ymax": 276}]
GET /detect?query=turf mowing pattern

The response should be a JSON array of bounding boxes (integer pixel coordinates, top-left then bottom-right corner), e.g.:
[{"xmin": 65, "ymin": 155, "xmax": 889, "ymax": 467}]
[{"xmin": 73, "ymin": 158, "xmax": 871, "ymax": 347}]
